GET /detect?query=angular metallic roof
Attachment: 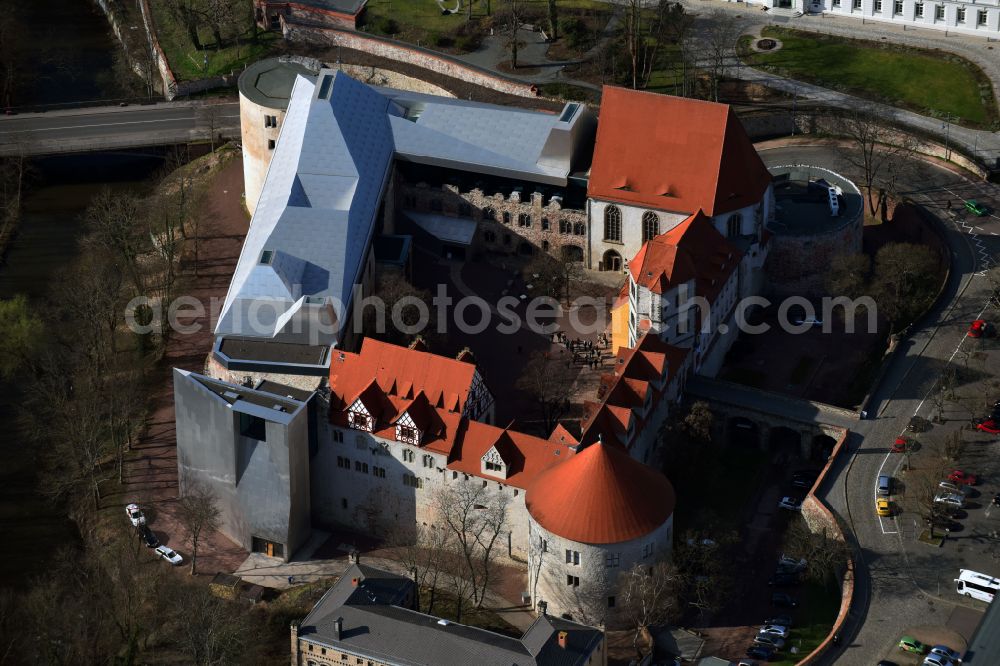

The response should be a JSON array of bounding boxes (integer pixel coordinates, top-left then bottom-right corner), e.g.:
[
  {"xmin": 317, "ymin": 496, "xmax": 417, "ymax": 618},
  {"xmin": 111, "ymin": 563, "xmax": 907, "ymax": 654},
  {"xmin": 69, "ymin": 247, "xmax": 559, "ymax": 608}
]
[{"xmin": 217, "ymin": 70, "xmax": 593, "ymax": 347}]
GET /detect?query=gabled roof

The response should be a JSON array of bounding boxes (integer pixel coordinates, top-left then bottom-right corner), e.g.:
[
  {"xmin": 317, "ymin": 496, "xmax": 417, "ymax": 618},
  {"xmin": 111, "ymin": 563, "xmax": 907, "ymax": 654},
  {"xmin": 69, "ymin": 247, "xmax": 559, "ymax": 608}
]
[
  {"xmin": 299, "ymin": 562, "xmax": 604, "ymax": 666},
  {"xmin": 629, "ymin": 211, "xmax": 742, "ymax": 299},
  {"xmin": 329, "ymin": 338, "xmax": 483, "ymax": 453},
  {"xmin": 579, "ymin": 334, "xmax": 687, "ymax": 448},
  {"xmin": 588, "ymin": 86, "xmax": 772, "ymax": 216},
  {"xmin": 449, "ymin": 421, "xmax": 573, "ymax": 490},
  {"xmin": 526, "ymin": 440, "xmax": 676, "ymax": 544}
]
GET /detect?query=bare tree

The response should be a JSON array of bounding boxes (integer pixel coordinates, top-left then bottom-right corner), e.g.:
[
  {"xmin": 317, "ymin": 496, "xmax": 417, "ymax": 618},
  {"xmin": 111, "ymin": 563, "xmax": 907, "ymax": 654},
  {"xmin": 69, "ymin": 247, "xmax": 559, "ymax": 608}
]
[
  {"xmin": 515, "ymin": 350, "xmax": 578, "ymax": 434},
  {"xmin": 177, "ymin": 483, "xmax": 222, "ymax": 575},
  {"xmin": 497, "ymin": 0, "xmax": 527, "ymax": 68},
  {"xmin": 838, "ymin": 105, "xmax": 917, "ymax": 219},
  {"xmin": 390, "ymin": 525, "xmax": 451, "ymax": 614},
  {"xmin": 826, "ymin": 252, "xmax": 872, "ymax": 301},
  {"xmin": 618, "ymin": 558, "xmax": 679, "ymax": 658},
  {"xmin": 616, "ymin": 0, "xmax": 691, "ymax": 90},
  {"xmin": 686, "ymin": 11, "xmax": 743, "ymax": 101},
  {"xmin": 433, "ymin": 482, "xmax": 510, "ymax": 608},
  {"xmin": 870, "ymin": 242, "xmax": 939, "ymax": 333},
  {"xmin": 783, "ymin": 517, "xmax": 849, "ymax": 591}
]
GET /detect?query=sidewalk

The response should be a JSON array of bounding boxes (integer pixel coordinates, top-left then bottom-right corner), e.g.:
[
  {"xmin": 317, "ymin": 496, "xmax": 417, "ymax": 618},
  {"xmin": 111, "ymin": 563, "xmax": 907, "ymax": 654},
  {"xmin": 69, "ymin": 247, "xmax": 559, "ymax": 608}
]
[{"xmin": 677, "ymin": 0, "xmax": 1000, "ymax": 165}]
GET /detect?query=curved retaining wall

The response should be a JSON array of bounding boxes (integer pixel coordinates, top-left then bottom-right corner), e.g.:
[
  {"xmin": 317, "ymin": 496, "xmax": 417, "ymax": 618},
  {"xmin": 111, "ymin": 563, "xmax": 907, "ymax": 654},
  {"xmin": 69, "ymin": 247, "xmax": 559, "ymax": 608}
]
[
  {"xmin": 280, "ymin": 17, "xmax": 542, "ymax": 99},
  {"xmin": 797, "ymin": 427, "xmax": 855, "ymax": 665}
]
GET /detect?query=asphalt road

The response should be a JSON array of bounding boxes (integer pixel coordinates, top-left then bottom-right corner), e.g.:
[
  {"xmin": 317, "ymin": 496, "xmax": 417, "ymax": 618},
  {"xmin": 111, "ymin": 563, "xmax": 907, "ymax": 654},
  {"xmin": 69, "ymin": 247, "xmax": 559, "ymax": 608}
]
[
  {"xmin": 758, "ymin": 145, "xmax": 1000, "ymax": 665},
  {"xmin": 0, "ymin": 101, "xmax": 241, "ymax": 156}
]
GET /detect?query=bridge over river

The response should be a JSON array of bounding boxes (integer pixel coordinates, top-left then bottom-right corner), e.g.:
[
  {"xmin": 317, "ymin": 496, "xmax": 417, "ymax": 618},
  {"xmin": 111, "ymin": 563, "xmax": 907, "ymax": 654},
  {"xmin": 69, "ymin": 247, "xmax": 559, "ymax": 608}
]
[{"xmin": 0, "ymin": 101, "xmax": 240, "ymax": 157}]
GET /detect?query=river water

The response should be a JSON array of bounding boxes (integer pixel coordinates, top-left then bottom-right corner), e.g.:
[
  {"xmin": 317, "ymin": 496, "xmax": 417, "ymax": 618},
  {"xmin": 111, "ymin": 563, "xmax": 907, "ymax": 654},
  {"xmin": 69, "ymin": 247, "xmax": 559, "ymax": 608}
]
[{"xmin": 0, "ymin": 2, "xmax": 165, "ymax": 587}]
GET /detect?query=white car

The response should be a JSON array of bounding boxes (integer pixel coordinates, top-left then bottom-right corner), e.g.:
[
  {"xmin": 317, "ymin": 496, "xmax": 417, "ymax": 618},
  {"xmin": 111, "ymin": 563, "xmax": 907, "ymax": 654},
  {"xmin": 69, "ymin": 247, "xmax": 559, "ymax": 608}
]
[
  {"xmin": 934, "ymin": 493, "xmax": 965, "ymax": 508},
  {"xmin": 125, "ymin": 503, "xmax": 146, "ymax": 527},
  {"xmin": 759, "ymin": 624, "xmax": 789, "ymax": 638},
  {"xmin": 929, "ymin": 645, "xmax": 962, "ymax": 662},
  {"xmin": 777, "ymin": 497, "xmax": 802, "ymax": 511},
  {"xmin": 155, "ymin": 545, "xmax": 183, "ymax": 566}
]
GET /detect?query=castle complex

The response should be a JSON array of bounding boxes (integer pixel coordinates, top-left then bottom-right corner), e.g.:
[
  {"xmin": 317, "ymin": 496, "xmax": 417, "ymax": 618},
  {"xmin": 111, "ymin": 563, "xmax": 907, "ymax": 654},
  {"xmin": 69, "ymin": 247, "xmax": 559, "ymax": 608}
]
[{"xmin": 175, "ymin": 61, "xmax": 776, "ymax": 627}]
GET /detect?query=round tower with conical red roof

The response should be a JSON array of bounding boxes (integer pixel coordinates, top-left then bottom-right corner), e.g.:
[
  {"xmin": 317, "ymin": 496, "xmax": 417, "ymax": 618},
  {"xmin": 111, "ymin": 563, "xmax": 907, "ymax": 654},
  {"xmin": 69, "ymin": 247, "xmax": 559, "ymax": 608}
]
[{"xmin": 525, "ymin": 439, "xmax": 676, "ymax": 627}]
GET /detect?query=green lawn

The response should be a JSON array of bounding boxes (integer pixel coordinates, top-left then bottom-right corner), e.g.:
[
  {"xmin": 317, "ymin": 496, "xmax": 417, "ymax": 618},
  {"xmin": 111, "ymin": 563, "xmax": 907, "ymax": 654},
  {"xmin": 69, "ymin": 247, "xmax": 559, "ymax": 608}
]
[
  {"xmin": 742, "ymin": 27, "xmax": 997, "ymax": 128},
  {"xmin": 362, "ymin": 0, "xmax": 608, "ymax": 53},
  {"xmin": 149, "ymin": 5, "xmax": 280, "ymax": 82},
  {"xmin": 772, "ymin": 581, "xmax": 841, "ymax": 665}
]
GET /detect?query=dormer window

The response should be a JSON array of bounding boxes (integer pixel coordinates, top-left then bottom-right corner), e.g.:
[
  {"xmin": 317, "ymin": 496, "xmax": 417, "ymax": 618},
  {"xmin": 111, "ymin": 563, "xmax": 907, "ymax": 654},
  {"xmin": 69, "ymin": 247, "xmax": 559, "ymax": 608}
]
[
  {"xmin": 349, "ymin": 411, "xmax": 372, "ymax": 432},
  {"xmin": 259, "ymin": 249, "xmax": 274, "ymax": 265},
  {"xmin": 397, "ymin": 425, "xmax": 418, "ymax": 444},
  {"xmin": 481, "ymin": 446, "xmax": 507, "ymax": 479}
]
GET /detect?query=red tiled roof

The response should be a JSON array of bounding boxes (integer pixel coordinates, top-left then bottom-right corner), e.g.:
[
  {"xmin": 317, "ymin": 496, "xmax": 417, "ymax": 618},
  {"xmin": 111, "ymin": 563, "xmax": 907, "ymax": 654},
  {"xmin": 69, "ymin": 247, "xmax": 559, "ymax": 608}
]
[
  {"xmin": 329, "ymin": 338, "xmax": 479, "ymax": 452},
  {"xmin": 579, "ymin": 334, "xmax": 687, "ymax": 448},
  {"xmin": 629, "ymin": 211, "xmax": 742, "ymax": 300},
  {"xmin": 526, "ymin": 440, "xmax": 675, "ymax": 544},
  {"xmin": 588, "ymin": 86, "xmax": 772, "ymax": 216},
  {"xmin": 448, "ymin": 421, "xmax": 574, "ymax": 490}
]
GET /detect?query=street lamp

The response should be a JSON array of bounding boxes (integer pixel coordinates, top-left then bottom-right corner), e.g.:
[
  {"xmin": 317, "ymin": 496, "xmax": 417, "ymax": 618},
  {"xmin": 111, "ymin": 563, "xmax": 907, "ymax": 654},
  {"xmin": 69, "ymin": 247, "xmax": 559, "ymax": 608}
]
[{"xmin": 942, "ymin": 115, "xmax": 952, "ymax": 161}]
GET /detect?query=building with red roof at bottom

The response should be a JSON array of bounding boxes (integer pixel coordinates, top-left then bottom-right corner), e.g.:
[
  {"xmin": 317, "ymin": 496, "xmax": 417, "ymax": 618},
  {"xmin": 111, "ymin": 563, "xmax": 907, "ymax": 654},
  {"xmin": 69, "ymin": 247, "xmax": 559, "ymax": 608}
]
[{"xmin": 526, "ymin": 438, "xmax": 676, "ymax": 627}]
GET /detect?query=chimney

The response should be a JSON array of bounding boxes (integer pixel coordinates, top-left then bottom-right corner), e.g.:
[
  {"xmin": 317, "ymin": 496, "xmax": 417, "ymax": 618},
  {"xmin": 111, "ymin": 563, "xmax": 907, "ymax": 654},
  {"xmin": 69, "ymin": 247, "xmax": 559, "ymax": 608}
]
[
  {"xmin": 348, "ymin": 549, "xmax": 360, "ymax": 565},
  {"xmin": 333, "ymin": 617, "xmax": 343, "ymax": 641},
  {"xmin": 557, "ymin": 631, "xmax": 568, "ymax": 649},
  {"xmin": 538, "ymin": 600, "xmax": 548, "ymax": 616}
]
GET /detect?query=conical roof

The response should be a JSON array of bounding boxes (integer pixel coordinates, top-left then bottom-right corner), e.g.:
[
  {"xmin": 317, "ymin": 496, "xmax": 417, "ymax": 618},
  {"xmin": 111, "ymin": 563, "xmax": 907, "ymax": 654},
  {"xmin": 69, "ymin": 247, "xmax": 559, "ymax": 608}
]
[{"xmin": 525, "ymin": 441, "xmax": 676, "ymax": 545}]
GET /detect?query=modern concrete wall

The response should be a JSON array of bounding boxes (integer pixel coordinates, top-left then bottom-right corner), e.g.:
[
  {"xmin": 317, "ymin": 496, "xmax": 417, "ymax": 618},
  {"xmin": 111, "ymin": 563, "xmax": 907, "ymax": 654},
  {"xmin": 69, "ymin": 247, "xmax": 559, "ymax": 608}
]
[{"xmin": 174, "ymin": 369, "xmax": 312, "ymax": 560}]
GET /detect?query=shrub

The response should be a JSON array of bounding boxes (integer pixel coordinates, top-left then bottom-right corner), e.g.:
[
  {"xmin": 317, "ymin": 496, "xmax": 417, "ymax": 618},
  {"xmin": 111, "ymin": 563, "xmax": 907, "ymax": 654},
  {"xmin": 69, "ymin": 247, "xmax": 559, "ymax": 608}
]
[
  {"xmin": 380, "ymin": 18, "xmax": 401, "ymax": 34},
  {"xmin": 433, "ymin": 33, "xmax": 455, "ymax": 48}
]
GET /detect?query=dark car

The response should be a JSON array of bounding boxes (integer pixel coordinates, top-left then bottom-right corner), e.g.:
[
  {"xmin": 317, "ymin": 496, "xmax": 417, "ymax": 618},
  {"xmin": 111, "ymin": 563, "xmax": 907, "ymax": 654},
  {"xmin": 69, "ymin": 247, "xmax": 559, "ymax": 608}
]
[
  {"xmin": 768, "ymin": 573, "xmax": 800, "ymax": 587},
  {"xmin": 876, "ymin": 661, "xmax": 899, "ymax": 666},
  {"xmin": 765, "ymin": 615, "xmax": 793, "ymax": 628},
  {"xmin": 138, "ymin": 525, "xmax": 160, "ymax": 548},
  {"xmin": 791, "ymin": 471, "xmax": 819, "ymax": 489},
  {"xmin": 771, "ymin": 592, "xmax": 798, "ymax": 608},
  {"xmin": 746, "ymin": 645, "xmax": 775, "ymax": 661}
]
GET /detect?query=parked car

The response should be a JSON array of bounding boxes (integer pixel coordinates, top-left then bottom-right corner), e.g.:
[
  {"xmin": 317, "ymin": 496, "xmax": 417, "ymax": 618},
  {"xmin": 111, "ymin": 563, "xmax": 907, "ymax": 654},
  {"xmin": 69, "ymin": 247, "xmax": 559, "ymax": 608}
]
[
  {"xmin": 125, "ymin": 503, "xmax": 146, "ymax": 527},
  {"xmin": 934, "ymin": 493, "xmax": 965, "ymax": 508},
  {"xmin": 898, "ymin": 636, "xmax": 928, "ymax": 654},
  {"xmin": 768, "ymin": 573, "xmax": 799, "ymax": 587},
  {"xmin": 877, "ymin": 499, "xmax": 893, "ymax": 517},
  {"xmin": 948, "ymin": 470, "xmax": 978, "ymax": 486},
  {"xmin": 759, "ymin": 624, "xmax": 789, "ymax": 639},
  {"xmin": 792, "ymin": 316, "xmax": 823, "ymax": 327},
  {"xmin": 765, "ymin": 615, "xmax": 793, "ymax": 628},
  {"xmin": 928, "ymin": 645, "xmax": 962, "ymax": 662},
  {"xmin": 965, "ymin": 199, "xmax": 988, "ymax": 216},
  {"xmin": 776, "ymin": 555, "xmax": 807, "ymax": 573},
  {"xmin": 938, "ymin": 481, "xmax": 969, "ymax": 496},
  {"xmin": 877, "ymin": 662, "xmax": 900, "ymax": 666},
  {"xmin": 891, "ymin": 437, "xmax": 909, "ymax": 453},
  {"xmin": 752, "ymin": 634, "xmax": 785, "ymax": 650},
  {"xmin": 969, "ymin": 319, "xmax": 992, "ymax": 338},
  {"xmin": 791, "ymin": 471, "xmax": 820, "ymax": 489},
  {"xmin": 138, "ymin": 525, "xmax": 159, "ymax": 549},
  {"xmin": 922, "ymin": 656, "xmax": 955, "ymax": 666},
  {"xmin": 777, "ymin": 497, "xmax": 802, "ymax": 511},
  {"xmin": 746, "ymin": 645, "xmax": 775, "ymax": 661},
  {"xmin": 155, "ymin": 545, "xmax": 183, "ymax": 566},
  {"xmin": 771, "ymin": 593, "xmax": 798, "ymax": 608},
  {"xmin": 977, "ymin": 418, "xmax": 1000, "ymax": 434}
]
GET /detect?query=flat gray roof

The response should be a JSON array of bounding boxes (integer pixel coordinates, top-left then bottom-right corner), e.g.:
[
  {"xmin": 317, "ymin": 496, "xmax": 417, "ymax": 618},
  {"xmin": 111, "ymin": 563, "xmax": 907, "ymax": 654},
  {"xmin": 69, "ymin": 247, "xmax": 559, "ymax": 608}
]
[{"xmin": 238, "ymin": 57, "xmax": 322, "ymax": 110}]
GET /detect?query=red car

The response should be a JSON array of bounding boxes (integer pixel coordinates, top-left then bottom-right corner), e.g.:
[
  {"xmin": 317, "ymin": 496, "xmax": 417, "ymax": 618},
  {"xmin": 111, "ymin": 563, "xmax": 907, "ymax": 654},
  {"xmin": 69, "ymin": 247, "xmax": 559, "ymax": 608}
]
[
  {"xmin": 977, "ymin": 419, "xmax": 1000, "ymax": 434},
  {"xmin": 891, "ymin": 437, "xmax": 909, "ymax": 453},
  {"xmin": 969, "ymin": 320, "xmax": 991, "ymax": 338},
  {"xmin": 949, "ymin": 470, "xmax": 978, "ymax": 485}
]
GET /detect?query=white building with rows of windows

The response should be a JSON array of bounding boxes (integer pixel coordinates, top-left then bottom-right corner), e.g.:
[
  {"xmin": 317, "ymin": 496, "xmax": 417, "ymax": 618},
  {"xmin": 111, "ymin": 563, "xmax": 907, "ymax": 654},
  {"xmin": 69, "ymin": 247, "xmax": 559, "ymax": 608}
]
[{"xmin": 752, "ymin": 0, "xmax": 999, "ymax": 36}]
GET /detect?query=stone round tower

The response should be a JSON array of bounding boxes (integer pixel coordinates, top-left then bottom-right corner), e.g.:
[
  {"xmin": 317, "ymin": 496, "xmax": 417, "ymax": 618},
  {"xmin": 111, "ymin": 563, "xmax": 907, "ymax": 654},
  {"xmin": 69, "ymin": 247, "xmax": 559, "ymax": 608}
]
[
  {"xmin": 238, "ymin": 56, "xmax": 321, "ymax": 215},
  {"xmin": 526, "ymin": 440, "xmax": 676, "ymax": 628}
]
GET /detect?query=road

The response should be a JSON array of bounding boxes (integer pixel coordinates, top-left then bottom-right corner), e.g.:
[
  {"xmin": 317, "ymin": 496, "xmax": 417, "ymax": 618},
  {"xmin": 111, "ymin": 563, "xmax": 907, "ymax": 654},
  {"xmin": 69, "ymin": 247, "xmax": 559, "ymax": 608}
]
[
  {"xmin": 757, "ymin": 145, "xmax": 1000, "ymax": 665},
  {"xmin": 0, "ymin": 101, "xmax": 241, "ymax": 156}
]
